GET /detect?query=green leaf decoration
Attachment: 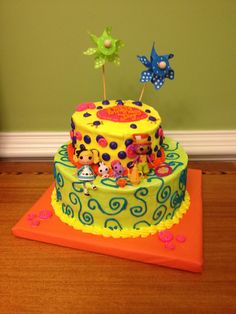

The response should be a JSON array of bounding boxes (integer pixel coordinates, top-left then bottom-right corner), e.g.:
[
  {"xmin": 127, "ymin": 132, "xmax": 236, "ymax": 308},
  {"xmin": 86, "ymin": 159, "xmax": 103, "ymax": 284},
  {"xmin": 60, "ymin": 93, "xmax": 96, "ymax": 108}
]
[{"xmin": 84, "ymin": 27, "xmax": 124, "ymax": 69}]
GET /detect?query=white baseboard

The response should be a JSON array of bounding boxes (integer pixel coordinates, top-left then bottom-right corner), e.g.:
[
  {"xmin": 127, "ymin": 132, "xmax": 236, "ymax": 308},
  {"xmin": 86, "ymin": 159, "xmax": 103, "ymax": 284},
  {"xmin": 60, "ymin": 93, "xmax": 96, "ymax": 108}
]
[{"xmin": 0, "ymin": 131, "xmax": 236, "ymax": 160}]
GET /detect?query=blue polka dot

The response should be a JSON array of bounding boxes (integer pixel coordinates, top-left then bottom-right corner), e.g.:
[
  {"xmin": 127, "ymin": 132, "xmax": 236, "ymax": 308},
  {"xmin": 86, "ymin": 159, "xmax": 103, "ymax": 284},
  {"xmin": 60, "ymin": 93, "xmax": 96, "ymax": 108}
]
[
  {"xmin": 157, "ymin": 150, "xmax": 162, "ymax": 157},
  {"xmin": 110, "ymin": 142, "xmax": 118, "ymax": 150},
  {"xmin": 154, "ymin": 145, "xmax": 158, "ymax": 152},
  {"xmin": 148, "ymin": 136, "xmax": 151, "ymax": 141},
  {"xmin": 125, "ymin": 139, "xmax": 133, "ymax": 147},
  {"xmin": 132, "ymin": 101, "xmax": 142, "ymax": 106},
  {"xmin": 93, "ymin": 120, "xmax": 101, "ymax": 126},
  {"xmin": 102, "ymin": 153, "xmax": 110, "ymax": 161},
  {"xmin": 155, "ymin": 130, "xmax": 159, "ymax": 138},
  {"xmin": 127, "ymin": 161, "xmax": 134, "ymax": 169},
  {"xmin": 118, "ymin": 151, "xmax": 126, "ymax": 159},
  {"xmin": 84, "ymin": 135, "xmax": 91, "ymax": 144},
  {"xmin": 72, "ymin": 136, "xmax": 76, "ymax": 145},
  {"xmin": 116, "ymin": 99, "xmax": 124, "ymax": 105},
  {"xmin": 97, "ymin": 106, "xmax": 103, "ymax": 109},
  {"xmin": 102, "ymin": 100, "xmax": 110, "ymax": 105},
  {"xmin": 145, "ymin": 109, "xmax": 151, "ymax": 113},
  {"xmin": 149, "ymin": 116, "xmax": 157, "ymax": 122},
  {"xmin": 83, "ymin": 112, "xmax": 91, "ymax": 118},
  {"xmin": 130, "ymin": 124, "xmax": 137, "ymax": 129}
]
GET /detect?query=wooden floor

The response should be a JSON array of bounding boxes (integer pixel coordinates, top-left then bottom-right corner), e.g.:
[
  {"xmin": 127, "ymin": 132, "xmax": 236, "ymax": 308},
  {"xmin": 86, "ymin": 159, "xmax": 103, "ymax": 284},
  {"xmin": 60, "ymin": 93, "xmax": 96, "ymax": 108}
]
[{"xmin": 0, "ymin": 161, "xmax": 236, "ymax": 314}]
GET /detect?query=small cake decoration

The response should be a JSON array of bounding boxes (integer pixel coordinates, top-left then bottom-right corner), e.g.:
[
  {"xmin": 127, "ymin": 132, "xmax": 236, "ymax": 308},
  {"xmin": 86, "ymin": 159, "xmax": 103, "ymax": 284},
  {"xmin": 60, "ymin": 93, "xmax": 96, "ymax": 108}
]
[
  {"xmin": 137, "ymin": 43, "xmax": 174, "ymax": 100},
  {"xmin": 84, "ymin": 27, "xmax": 124, "ymax": 100}
]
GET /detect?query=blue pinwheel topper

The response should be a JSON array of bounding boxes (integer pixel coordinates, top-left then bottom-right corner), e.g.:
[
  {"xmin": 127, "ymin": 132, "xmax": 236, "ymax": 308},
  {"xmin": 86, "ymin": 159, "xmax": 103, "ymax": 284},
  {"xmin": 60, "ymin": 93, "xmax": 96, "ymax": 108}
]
[{"xmin": 137, "ymin": 43, "xmax": 174, "ymax": 100}]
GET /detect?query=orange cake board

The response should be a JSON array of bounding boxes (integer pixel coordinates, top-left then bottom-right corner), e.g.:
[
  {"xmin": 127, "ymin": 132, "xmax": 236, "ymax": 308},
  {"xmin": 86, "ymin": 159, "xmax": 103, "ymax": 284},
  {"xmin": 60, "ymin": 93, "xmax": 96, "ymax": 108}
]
[{"xmin": 12, "ymin": 169, "xmax": 203, "ymax": 273}]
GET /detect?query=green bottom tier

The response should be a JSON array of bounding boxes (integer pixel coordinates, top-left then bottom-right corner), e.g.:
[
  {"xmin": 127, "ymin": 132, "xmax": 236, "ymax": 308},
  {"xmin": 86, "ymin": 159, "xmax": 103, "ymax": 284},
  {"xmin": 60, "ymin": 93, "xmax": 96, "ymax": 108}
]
[{"xmin": 52, "ymin": 137, "xmax": 190, "ymax": 238}]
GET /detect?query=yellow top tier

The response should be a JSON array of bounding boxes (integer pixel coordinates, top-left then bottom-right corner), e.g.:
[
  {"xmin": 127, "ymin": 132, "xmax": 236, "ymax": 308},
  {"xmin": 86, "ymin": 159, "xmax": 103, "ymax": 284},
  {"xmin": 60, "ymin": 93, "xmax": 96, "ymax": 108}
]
[
  {"xmin": 71, "ymin": 100, "xmax": 163, "ymax": 167},
  {"xmin": 72, "ymin": 100, "xmax": 161, "ymax": 138}
]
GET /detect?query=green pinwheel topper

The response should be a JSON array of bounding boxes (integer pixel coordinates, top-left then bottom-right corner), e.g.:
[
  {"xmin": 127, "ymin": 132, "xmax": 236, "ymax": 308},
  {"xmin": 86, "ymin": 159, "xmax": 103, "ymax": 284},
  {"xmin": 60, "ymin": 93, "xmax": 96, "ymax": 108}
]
[
  {"xmin": 84, "ymin": 26, "xmax": 124, "ymax": 68},
  {"xmin": 84, "ymin": 27, "xmax": 124, "ymax": 99}
]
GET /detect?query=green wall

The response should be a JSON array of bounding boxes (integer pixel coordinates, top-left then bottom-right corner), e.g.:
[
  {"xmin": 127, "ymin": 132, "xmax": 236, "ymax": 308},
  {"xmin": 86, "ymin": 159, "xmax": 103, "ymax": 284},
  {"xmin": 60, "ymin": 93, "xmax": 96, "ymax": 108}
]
[{"xmin": 1, "ymin": 0, "xmax": 236, "ymax": 131}]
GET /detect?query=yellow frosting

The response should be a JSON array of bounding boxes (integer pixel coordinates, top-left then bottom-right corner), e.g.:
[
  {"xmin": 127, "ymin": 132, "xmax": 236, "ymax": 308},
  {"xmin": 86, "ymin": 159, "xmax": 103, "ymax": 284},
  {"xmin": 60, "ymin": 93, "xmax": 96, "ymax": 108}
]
[{"xmin": 71, "ymin": 100, "xmax": 162, "ymax": 167}]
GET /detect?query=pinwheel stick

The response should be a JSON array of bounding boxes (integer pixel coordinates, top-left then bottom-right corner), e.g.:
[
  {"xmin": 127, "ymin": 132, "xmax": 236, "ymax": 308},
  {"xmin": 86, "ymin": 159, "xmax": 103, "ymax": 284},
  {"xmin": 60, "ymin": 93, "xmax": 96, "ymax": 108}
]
[
  {"xmin": 102, "ymin": 65, "xmax": 107, "ymax": 100},
  {"xmin": 139, "ymin": 83, "xmax": 146, "ymax": 101}
]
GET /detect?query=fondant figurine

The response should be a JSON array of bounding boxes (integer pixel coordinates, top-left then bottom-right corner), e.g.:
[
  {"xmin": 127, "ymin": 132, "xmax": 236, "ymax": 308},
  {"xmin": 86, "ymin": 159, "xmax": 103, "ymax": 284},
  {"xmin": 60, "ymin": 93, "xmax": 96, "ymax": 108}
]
[
  {"xmin": 128, "ymin": 163, "xmax": 142, "ymax": 185},
  {"xmin": 116, "ymin": 177, "xmax": 128, "ymax": 188},
  {"xmin": 126, "ymin": 134, "xmax": 153, "ymax": 176},
  {"xmin": 98, "ymin": 161, "xmax": 110, "ymax": 178},
  {"xmin": 111, "ymin": 160, "xmax": 126, "ymax": 178},
  {"xmin": 75, "ymin": 146, "xmax": 100, "ymax": 196}
]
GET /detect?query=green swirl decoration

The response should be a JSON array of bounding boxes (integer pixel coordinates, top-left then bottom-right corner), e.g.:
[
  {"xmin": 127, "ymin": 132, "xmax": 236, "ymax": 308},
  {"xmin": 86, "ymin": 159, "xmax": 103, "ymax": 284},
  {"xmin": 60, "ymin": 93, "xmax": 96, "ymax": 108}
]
[
  {"xmin": 179, "ymin": 169, "xmax": 187, "ymax": 191},
  {"xmin": 88, "ymin": 197, "xmax": 127, "ymax": 216},
  {"xmin": 62, "ymin": 203, "xmax": 74, "ymax": 218},
  {"xmin": 100, "ymin": 177, "xmax": 119, "ymax": 188},
  {"xmin": 162, "ymin": 141, "xmax": 179, "ymax": 151},
  {"xmin": 69, "ymin": 192, "xmax": 94, "ymax": 225},
  {"xmin": 153, "ymin": 205, "xmax": 167, "ymax": 224},
  {"xmin": 130, "ymin": 187, "xmax": 148, "ymax": 217},
  {"xmin": 72, "ymin": 181, "xmax": 84, "ymax": 193},
  {"xmin": 104, "ymin": 218, "xmax": 123, "ymax": 231},
  {"xmin": 56, "ymin": 187, "xmax": 62, "ymax": 201},
  {"xmin": 167, "ymin": 161, "xmax": 183, "ymax": 172},
  {"xmin": 133, "ymin": 220, "xmax": 151, "ymax": 230},
  {"xmin": 155, "ymin": 177, "xmax": 172, "ymax": 204},
  {"xmin": 170, "ymin": 191, "xmax": 183, "ymax": 209},
  {"xmin": 165, "ymin": 152, "xmax": 180, "ymax": 160},
  {"xmin": 56, "ymin": 171, "xmax": 64, "ymax": 188}
]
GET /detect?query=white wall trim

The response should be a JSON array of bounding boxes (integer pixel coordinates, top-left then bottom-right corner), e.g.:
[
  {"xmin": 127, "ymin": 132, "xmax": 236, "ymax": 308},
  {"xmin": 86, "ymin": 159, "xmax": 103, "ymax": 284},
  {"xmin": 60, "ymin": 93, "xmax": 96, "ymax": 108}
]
[{"xmin": 0, "ymin": 131, "xmax": 236, "ymax": 160}]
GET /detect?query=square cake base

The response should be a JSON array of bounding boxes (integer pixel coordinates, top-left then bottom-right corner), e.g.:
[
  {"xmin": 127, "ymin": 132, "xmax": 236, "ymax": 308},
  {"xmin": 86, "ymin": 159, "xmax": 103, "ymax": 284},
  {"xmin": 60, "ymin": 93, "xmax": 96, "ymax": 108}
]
[{"xmin": 12, "ymin": 169, "xmax": 203, "ymax": 272}]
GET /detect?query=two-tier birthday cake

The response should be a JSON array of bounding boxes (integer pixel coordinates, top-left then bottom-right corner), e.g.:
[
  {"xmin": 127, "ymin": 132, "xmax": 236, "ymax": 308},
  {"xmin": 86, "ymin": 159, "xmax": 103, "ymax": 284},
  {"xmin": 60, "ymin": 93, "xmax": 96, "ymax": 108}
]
[
  {"xmin": 50, "ymin": 27, "xmax": 191, "ymax": 239},
  {"xmin": 51, "ymin": 100, "xmax": 190, "ymax": 238}
]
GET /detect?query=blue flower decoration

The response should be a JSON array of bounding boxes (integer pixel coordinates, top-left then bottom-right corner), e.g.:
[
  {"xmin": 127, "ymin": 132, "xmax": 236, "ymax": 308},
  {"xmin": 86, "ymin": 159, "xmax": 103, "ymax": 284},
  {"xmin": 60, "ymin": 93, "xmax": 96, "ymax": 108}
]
[{"xmin": 137, "ymin": 44, "xmax": 174, "ymax": 90}]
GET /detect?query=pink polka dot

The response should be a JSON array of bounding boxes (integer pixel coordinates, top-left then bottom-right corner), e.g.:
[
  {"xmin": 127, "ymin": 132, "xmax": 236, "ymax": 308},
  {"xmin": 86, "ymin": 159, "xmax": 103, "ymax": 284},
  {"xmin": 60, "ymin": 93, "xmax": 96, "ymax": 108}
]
[
  {"xmin": 164, "ymin": 242, "xmax": 175, "ymax": 250},
  {"xmin": 70, "ymin": 130, "xmax": 74, "ymax": 139},
  {"xmin": 38, "ymin": 209, "xmax": 53, "ymax": 220},
  {"xmin": 31, "ymin": 219, "xmax": 40, "ymax": 227},
  {"xmin": 158, "ymin": 230, "xmax": 173, "ymax": 242},
  {"xmin": 75, "ymin": 131, "xmax": 82, "ymax": 140},
  {"xmin": 98, "ymin": 138, "xmax": 108, "ymax": 147},
  {"xmin": 176, "ymin": 235, "xmax": 186, "ymax": 243},
  {"xmin": 27, "ymin": 213, "xmax": 36, "ymax": 221}
]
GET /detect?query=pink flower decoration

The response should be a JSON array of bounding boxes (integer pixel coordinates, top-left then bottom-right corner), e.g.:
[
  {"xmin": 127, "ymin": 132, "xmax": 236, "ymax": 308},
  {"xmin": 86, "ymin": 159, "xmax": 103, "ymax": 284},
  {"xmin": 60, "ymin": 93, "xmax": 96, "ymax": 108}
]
[
  {"xmin": 38, "ymin": 209, "xmax": 53, "ymax": 220},
  {"xmin": 31, "ymin": 219, "xmax": 40, "ymax": 227},
  {"xmin": 164, "ymin": 242, "xmax": 175, "ymax": 250},
  {"xmin": 155, "ymin": 165, "xmax": 172, "ymax": 177},
  {"xmin": 27, "ymin": 213, "xmax": 37, "ymax": 221},
  {"xmin": 98, "ymin": 138, "xmax": 108, "ymax": 147},
  {"xmin": 76, "ymin": 103, "xmax": 95, "ymax": 112},
  {"xmin": 158, "ymin": 230, "xmax": 173, "ymax": 243},
  {"xmin": 176, "ymin": 234, "xmax": 186, "ymax": 243},
  {"xmin": 75, "ymin": 131, "xmax": 82, "ymax": 140}
]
